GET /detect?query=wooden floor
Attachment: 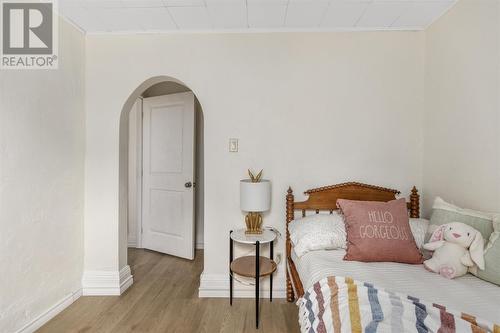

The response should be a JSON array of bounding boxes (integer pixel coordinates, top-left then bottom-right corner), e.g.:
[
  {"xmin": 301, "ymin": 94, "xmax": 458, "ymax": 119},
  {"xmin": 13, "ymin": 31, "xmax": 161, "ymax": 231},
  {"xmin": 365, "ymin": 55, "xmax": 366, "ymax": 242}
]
[{"xmin": 39, "ymin": 249, "xmax": 299, "ymax": 333}]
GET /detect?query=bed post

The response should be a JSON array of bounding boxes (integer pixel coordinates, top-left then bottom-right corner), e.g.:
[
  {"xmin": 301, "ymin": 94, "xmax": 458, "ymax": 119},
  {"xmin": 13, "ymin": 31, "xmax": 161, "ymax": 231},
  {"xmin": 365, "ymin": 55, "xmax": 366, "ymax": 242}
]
[
  {"xmin": 286, "ymin": 187, "xmax": 295, "ymax": 302},
  {"xmin": 410, "ymin": 186, "xmax": 420, "ymax": 218}
]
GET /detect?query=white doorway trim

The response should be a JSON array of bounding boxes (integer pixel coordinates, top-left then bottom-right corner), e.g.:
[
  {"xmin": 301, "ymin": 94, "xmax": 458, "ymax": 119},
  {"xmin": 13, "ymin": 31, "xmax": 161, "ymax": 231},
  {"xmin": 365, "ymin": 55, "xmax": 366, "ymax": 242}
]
[{"xmin": 128, "ymin": 98, "xmax": 143, "ymax": 248}]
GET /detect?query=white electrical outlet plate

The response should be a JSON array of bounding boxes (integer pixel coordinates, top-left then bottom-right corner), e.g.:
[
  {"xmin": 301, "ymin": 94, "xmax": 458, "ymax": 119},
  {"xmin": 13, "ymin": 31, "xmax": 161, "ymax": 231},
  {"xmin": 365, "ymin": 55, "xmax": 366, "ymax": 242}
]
[{"xmin": 229, "ymin": 138, "xmax": 238, "ymax": 152}]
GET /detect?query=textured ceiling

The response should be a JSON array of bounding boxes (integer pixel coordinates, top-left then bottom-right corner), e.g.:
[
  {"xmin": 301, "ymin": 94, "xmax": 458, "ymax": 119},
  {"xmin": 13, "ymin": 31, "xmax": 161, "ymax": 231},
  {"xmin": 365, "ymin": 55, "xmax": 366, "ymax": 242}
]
[{"xmin": 59, "ymin": 0, "xmax": 457, "ymax": 33}]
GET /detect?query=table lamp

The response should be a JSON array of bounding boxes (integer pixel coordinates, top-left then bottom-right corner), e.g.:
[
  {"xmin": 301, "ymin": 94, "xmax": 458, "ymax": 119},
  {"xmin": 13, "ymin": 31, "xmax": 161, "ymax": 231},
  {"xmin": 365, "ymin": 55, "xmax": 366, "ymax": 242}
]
[{"xmin": 240, "ymin": 170, "xmax": 271, "ymax": 234}]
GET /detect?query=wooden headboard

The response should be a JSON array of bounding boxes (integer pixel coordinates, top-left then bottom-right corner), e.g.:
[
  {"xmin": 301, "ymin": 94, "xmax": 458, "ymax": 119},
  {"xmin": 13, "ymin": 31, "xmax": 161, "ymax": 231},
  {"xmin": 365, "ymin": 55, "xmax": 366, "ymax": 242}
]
[{"xmin": 285, "ymin": 182, "xmax": 420, "ymax": 302}]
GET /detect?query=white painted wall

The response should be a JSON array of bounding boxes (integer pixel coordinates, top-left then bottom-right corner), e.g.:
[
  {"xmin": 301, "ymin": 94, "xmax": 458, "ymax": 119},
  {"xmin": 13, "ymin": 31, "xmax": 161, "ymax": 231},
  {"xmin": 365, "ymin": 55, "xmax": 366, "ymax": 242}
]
[
  {"xmin": 0, "ymin": 18, "xmax": 85, "ymax": 332},
  {"xmin": 422, "ymin": 0, "xmax": 500, "ymax": 216},
  {"xmin": 84, "ymin": 32, "xmax": 425, "ymax": 294},
  {"xmin": 0, "ymin": 2, "xmax": 495, "ymax": 328}
]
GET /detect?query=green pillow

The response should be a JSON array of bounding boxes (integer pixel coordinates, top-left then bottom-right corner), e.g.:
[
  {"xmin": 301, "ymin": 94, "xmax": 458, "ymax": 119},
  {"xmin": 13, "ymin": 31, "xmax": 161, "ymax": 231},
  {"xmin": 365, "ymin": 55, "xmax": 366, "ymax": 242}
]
[
  {"xmin": 429, "ymin": 197, "xmax": 494, "ymax": 241},
  {"xmin": 472, "ymin": 216, "xmax": 500, "ymax": 286}
]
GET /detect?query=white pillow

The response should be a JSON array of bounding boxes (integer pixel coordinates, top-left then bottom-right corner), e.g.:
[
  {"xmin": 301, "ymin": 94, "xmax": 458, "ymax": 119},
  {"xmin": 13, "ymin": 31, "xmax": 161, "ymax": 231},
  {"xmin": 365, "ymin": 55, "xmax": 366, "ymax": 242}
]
[
  {"xmin": 409, "ymin": 218, "xmax": 430, "ymax": 249},
  {"xmin": 289, "ymin": 215, "xmax": 430, "ymax": 257},
  {"xmin": 288, "ymin": 213, "xmax": 346, "ymax": 257}
]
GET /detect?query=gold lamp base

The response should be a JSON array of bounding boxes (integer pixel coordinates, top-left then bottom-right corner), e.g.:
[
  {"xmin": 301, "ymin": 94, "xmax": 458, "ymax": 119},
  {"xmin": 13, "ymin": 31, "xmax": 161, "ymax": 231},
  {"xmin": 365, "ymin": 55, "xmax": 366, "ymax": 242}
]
[{"xmin": 245, "ymin": 212, "xmax": 263, "ymax": 234}]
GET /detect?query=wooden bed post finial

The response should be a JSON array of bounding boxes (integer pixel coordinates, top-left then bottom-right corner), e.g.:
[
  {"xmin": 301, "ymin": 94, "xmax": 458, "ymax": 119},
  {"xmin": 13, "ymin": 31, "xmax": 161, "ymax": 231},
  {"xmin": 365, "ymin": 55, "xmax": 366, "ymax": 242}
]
[
  {"xmin": 410, "ymin": 186, "xmax": 420, "ymax": 218},
  {"xmin": 286, "ymin": 187, "xmax": 294, "ymax": 222},
  {"xmin": 286, "ymin": 187, "xmax": 295, "ymax": 302}
]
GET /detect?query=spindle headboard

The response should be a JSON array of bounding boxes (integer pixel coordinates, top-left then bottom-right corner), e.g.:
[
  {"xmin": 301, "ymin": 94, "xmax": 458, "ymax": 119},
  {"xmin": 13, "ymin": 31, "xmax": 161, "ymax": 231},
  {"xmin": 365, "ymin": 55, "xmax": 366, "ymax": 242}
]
[{"xmin": 285, "ymin": 182, "xmax": 420, "ymax": 302}]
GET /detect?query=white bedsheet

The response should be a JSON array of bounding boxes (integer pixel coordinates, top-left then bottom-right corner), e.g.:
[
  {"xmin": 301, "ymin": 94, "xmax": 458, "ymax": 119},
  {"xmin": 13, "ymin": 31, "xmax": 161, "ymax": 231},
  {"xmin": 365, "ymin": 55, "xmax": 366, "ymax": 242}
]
[{"xmin": 292, "ymin": 249, "xmax": 500, "ymax": 323}]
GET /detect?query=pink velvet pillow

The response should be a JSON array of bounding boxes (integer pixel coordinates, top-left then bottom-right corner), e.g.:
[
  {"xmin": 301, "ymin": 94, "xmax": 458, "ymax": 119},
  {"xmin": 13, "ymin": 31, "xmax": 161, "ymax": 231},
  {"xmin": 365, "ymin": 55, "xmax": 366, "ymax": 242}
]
[{"xmin": 337, "ymin": 198, "xmax": 423, "ymax": 264}]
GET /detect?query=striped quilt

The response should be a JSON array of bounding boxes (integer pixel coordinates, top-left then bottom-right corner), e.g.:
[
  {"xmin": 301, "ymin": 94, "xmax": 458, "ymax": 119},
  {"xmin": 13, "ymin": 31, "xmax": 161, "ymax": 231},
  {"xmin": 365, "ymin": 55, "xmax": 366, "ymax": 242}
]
[{"xmin": 298, "ymin": 276, "xmax": 500, "ymax": 333}]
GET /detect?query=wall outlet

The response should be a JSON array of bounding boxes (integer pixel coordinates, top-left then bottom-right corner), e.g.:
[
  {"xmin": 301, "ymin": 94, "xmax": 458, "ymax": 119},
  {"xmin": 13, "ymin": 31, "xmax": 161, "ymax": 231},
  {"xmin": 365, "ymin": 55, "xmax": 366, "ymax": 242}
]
[{"xmin": 229, "ymin": 138, "xmax": 238, "ymax": 152}]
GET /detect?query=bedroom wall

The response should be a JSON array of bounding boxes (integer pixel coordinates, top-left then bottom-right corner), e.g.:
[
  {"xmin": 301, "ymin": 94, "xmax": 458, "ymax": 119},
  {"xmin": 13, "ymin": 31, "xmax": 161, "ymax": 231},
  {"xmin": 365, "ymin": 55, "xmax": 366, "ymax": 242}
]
[
  {"xmin": 422, "ymin": 0, "xmax": 500, "ymax": 216},
  {"xmin": 84, "ymin": 31, "xmax": 425, "ymax": 296},
  {"xmin": 0, "ymin": 18, "xmax": 85, "ymax": 332}
]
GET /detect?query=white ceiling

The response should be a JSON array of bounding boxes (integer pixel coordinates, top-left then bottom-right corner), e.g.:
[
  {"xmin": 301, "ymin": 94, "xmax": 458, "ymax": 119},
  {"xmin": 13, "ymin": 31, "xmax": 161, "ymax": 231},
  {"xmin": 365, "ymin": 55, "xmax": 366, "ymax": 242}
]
[{"xmin": 58, "ymin": 0, "xmax": 457, "ymax": 34}]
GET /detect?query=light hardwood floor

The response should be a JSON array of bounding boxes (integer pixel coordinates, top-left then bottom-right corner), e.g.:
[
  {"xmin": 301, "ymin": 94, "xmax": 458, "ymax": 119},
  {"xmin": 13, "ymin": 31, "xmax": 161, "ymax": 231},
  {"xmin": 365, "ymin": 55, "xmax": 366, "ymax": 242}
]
[{"xmin": 38, "ymin": 249, "xmax": 299, "ymax": 333}]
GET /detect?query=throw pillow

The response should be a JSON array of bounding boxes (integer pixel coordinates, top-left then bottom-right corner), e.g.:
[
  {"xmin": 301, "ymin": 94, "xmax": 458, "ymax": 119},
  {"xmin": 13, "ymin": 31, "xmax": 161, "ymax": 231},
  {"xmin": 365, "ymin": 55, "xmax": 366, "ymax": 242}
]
[
  {"xmin": 337, "ymin": 198, "xmax": 423, "ymax": 264},
  {"xmin": 471, "ymin": 215, "xmax": 500, "ymax": 286},
  {"xmin": 428, "ymin": 197, "xmax": 494, "ymax": 241}
]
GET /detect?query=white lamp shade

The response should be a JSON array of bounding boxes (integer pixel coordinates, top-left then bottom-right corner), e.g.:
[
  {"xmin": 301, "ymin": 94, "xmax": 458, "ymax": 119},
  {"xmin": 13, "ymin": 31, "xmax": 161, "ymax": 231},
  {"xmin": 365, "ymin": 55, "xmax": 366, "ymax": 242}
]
[{"xmin": 240, "ymin": 179, "xmax": 271, "ymax": 212}]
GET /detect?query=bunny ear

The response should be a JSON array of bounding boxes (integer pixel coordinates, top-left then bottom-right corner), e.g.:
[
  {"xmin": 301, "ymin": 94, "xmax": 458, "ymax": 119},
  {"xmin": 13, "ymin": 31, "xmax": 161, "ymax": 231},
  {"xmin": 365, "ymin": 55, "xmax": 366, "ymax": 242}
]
[
  {"xmin": 470, "ymin": 231, "xmax": 485, "ymax": 270},
  {"xmin": 430, "ymin": 224, "xmax": 447, "ymax": 242}
]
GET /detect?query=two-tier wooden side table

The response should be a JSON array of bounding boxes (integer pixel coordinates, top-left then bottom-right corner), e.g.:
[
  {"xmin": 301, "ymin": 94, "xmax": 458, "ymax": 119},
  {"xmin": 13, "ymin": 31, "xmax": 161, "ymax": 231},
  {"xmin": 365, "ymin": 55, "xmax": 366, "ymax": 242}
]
[{"xmin": 229, "ymin": 229, "xmax": 277, "ymax": 329}]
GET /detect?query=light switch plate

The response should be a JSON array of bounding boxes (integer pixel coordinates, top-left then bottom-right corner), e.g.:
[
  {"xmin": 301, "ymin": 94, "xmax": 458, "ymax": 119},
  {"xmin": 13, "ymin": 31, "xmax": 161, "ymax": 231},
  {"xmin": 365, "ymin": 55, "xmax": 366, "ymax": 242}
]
[{"xmin": 229, "ymin": 138, "xmax": 238, "ymax": 152}]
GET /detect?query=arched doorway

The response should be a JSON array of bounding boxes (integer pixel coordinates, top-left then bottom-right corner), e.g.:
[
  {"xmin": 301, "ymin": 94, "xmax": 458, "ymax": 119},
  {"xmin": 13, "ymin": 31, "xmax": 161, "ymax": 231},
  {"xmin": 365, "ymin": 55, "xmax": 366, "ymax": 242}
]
[{"xmin": 118, "ymin": 76, "xmax": 204, "ymax": 272}]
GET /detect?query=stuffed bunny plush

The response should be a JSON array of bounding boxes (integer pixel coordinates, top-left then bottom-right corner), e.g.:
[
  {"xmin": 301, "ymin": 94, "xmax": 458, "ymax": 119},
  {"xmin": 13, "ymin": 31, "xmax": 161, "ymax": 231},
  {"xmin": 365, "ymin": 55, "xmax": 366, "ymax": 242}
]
[{"xmin": 423, "ymin": 222, "xmax": 484, "ymax": 279}]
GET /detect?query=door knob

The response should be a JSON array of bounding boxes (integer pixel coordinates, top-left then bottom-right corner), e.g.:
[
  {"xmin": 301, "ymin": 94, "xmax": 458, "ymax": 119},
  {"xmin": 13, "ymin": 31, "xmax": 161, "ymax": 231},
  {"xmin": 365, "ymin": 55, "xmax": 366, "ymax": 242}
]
[{"xmin": 185, "ymin": 182, "xmax": 192, "ymax": 188}]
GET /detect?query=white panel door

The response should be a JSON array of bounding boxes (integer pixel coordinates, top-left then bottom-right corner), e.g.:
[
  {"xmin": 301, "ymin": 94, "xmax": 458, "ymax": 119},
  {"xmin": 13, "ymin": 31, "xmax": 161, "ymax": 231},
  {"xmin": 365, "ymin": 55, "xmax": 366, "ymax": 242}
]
[{"xmin": 142, "ymin": 92, "xmax": 195, "ymax": 260}]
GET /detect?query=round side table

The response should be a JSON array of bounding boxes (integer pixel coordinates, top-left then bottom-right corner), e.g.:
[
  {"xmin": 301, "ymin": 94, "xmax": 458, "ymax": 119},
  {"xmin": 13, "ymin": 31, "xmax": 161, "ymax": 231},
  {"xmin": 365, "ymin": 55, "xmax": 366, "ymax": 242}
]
[{"xmin": 229, "ymin": 229, "xmax": 277, "ymax": 329}]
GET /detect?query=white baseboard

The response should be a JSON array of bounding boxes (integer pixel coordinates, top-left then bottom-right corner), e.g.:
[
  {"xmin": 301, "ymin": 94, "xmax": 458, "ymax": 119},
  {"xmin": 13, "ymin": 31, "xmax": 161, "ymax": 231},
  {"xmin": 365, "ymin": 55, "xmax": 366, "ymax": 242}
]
[
  {"xmin": 129, "ymin": 244, "xmax": 203, "ymax": 250},
  {"xmin": 198, "ymin": 273, "xmax": 286, "ymax": 298},
  {"xmin": 82, "ymin": 265, "xmax": 133, "ymax": 296},
  {"xmin": 16, "ymin": 289, "xmax": 82, "ymax": 333}
]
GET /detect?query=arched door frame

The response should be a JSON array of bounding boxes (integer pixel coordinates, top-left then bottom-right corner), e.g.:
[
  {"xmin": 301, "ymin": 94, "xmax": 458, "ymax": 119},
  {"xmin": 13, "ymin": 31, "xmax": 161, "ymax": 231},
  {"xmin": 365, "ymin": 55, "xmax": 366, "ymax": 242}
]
[{"xmin": 118, "ymin": 75, "xmax": 205, "ymax": 270}]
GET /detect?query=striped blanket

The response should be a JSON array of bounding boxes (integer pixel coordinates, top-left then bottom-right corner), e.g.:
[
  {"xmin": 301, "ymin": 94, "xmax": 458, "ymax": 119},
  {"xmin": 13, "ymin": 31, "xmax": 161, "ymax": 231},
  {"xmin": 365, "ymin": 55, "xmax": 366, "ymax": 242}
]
[{"xmin": 298, "ymin": 276, "xmax": 500, "ymax": 333}]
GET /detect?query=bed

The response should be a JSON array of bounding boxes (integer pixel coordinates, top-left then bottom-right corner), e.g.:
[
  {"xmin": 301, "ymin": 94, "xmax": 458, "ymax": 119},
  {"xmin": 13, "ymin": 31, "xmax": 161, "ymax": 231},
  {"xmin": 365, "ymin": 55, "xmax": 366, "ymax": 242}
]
[{"xmin": 285, "ymin": 182, "xmax": 500, "ymax": 331}]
